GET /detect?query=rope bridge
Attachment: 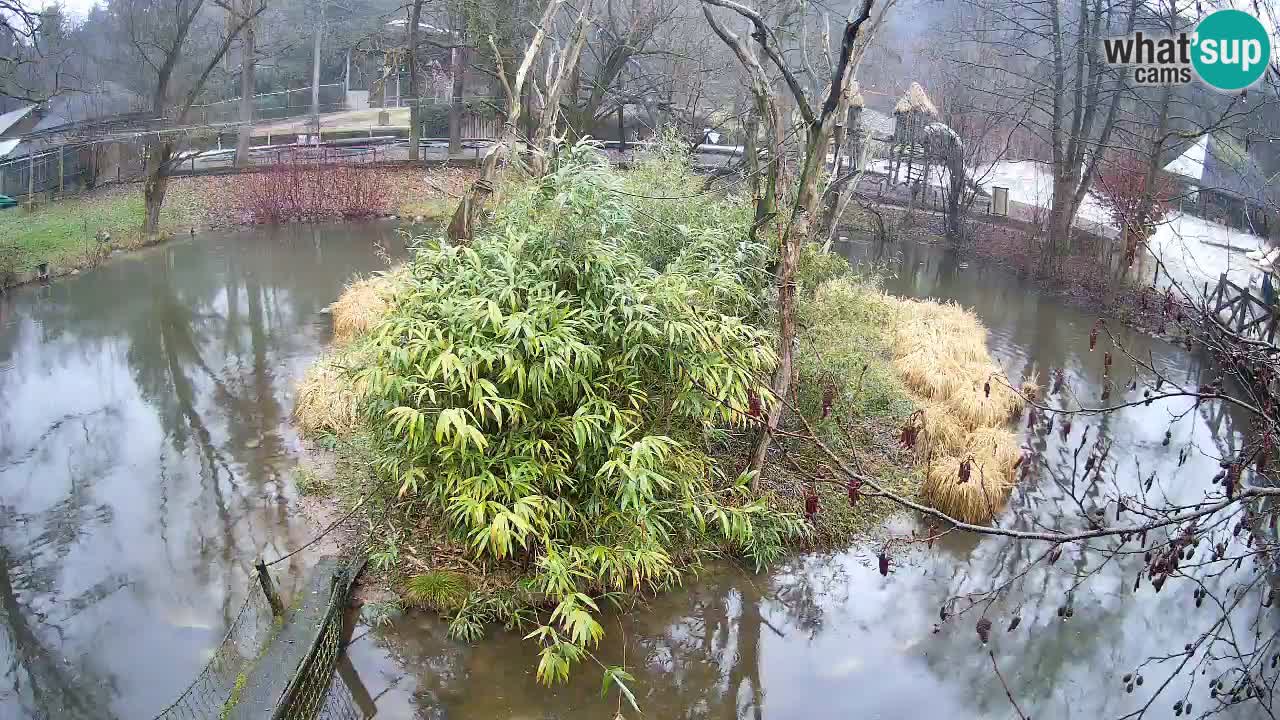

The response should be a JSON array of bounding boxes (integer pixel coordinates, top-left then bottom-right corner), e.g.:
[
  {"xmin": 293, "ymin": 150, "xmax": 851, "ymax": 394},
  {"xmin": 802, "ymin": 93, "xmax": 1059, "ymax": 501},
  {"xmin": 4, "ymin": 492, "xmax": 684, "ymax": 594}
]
[{"xmin": 151, "ymin": 554, "xmax": 368, "ymax": 720}]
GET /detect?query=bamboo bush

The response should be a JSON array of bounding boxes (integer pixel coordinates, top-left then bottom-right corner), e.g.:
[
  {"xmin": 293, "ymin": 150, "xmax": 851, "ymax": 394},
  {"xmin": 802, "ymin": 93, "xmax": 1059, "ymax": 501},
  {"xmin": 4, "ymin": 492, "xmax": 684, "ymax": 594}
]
[{"xmin": 356, "ymin": 142, "xmax": 806, "ymax": 683}]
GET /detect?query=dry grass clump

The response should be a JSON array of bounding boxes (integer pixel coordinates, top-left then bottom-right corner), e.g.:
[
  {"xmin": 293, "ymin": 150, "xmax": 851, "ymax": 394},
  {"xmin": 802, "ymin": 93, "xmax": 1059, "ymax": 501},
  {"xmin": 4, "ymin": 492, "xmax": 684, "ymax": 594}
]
[
  {"xmin": 329, "ymin": 269, "xmax": 404, "ymax": 343},
  {"xmin": 296, "ymin": 268, "xmax": 404, "ymax": 433},
  {"xmin": 884, "ymin": 295, "xmax": 1028, "ymax": 523},
  {"xmin": 294, "ymin": 350, "xmax": 369, "ymax": 435}
]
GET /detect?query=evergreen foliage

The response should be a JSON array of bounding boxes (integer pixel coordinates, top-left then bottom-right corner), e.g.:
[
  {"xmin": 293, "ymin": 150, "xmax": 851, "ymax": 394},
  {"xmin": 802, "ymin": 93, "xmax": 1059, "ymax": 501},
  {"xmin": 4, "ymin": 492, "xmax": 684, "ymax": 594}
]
[{"xmin": 356, "ymin": 142, "xmax": 806, "ymax": 682}]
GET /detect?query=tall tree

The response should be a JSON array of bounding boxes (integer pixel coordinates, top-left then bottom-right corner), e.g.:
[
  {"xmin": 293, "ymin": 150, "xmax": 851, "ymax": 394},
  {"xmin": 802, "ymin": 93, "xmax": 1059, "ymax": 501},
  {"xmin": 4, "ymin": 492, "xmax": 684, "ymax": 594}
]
[
  {"xmin": 110, "ymin": 0, "xmax": 265, "ymax": 235},
  {"xmin": 702, "ymin": 0, "xmax": 880, "ymax": 478},
  {"xmin": 233, "ymin": 0, "xmax": 259, "ymax": 168}
]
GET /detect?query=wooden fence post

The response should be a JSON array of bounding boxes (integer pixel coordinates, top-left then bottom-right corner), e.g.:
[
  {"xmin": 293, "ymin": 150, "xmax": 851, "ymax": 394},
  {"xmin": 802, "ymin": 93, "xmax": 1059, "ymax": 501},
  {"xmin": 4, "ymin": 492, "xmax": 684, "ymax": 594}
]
[
  {"xmin": 58, "ymin": 146, "xmax": 65, "ymax": 195},
  {"xmin": 27, "ymin": 152, "xmax": 35, "ymax": 210},
  {"xmin": 255, "ymin": 558, "xmax": 285, "ymax": 617}
]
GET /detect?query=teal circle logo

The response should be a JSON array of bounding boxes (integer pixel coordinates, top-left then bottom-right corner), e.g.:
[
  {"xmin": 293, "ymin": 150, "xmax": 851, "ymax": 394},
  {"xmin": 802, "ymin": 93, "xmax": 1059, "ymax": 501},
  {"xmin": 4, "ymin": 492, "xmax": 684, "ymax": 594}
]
[{"xmin": 1192, "ymin": 9, "xmax": 1271, "ymax": 91}]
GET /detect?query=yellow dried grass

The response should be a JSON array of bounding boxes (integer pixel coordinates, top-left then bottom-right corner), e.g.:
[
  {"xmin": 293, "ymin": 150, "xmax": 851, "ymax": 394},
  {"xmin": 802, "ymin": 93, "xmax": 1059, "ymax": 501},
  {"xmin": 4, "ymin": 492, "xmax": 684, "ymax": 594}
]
[
  {"xmin": 882, "ymin": 295, "xmax": 1028, "ymax": 523},
  {"xmin": 329, "ymin": 269, "xmax": 404, "ymax": 344},
  {"xmin": 294, "ymin": 352, "xmax": 369, "ymax": 435}
]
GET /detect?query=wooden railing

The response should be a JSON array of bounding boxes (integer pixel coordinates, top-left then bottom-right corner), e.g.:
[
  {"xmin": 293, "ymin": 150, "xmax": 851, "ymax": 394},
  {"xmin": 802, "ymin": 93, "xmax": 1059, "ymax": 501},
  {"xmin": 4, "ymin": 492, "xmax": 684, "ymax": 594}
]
[{"xmin": 1208, "ymin": 273, "xmax": 1280, "ymax": 344}]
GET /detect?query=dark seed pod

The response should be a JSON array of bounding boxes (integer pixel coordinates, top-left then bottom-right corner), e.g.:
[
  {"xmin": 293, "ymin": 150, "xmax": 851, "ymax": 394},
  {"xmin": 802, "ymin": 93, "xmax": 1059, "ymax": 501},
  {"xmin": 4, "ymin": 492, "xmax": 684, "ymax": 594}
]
[
  {"xmin": 1127, "ymin": 683, "xmax": 1134, "ymax": 693},
  {"xmin": 1104, "ymin": 351, "xmax": 1112, "ymax": 371},
  {"xmin": 878, "ymin": 550, "xmax": 890, "ymax": 576},
  {"xmin": 1163, "ymin": 430, "xmax": 1172, "ymax": 447},
  {"xmin": 1137, "ymin": 675, "xmax": 1143, "ymax": 686},
  {"xmin": 1153, "ymin": 575, "xmax": 1166, "ymax": 592},
  {"xmin": 939, "ymin": 604, "xmax": 949, "ymax": 622},
  {"xmin": 847, "ymin": 478, "xmax": 861, "ymax": 507},
  {"xmin": 822, "ymin": 385, "xmax": 836, "ymax": 419},
  {"xmin": 958, "ymin": 458, "xmax": 972, "ymax": 483},
  {"xmin": 976, "ymin": 617, "xmax": 992, "ymax": 644},
  {"xmin": 1027, "ymin": 408, "xmax": 1037, "ymax": 429},
  {"xmin": 984, "ymin": 380, "xmax": 991, "ymax": 398},
  {"xmin": 1089, "ymin": 325, "xmax": 1098, "ymax": 351},
  {"xmin": 1048, "ymin": 545, "xmax": 1062, "ymax": 564},
  {"xmin": 1007, "ymin": 615, "xmax": 1021, "ymax": 632},
  {"xmin": 1134, "ymin": 575, "xmax": 1141, "ymax": 592},
  {"xmin": 805, "ymin": 490, "xmax": 818, "ymax": 520},
  {"xmin": 1123, "ymin": 673, "xmax": 1133, "ymax": 684},
  {"xmin": 747, "ymin": 393, "xmax": 762, "ymax": 419},
  {"xmin": 1057, "ymin": 605, "xmax": 1066, "ymax": 617}
]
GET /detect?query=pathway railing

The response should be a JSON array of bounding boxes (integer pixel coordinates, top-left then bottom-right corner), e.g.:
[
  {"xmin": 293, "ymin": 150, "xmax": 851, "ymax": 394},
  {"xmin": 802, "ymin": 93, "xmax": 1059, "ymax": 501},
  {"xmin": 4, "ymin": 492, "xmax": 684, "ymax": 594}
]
[{"xmin": 1207, "ymin": 273, "xmax": 1280, "ymax": 345}]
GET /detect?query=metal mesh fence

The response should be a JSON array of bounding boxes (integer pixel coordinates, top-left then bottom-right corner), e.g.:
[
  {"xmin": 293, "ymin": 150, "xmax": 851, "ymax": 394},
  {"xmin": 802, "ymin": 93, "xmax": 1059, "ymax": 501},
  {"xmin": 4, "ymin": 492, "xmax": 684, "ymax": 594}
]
[
  {"xmin": 151, "ymin": 581, "xmax": 276, "ymax": 720},
  {"xmin": 272, "ymin": 559, "xmax": 365, "ymax": 720},
  {"xmin": 317, "ymin": 673, "xmax": 367, "ymax": 720},
  {"xmin": 185, "ymin": 84, "xmax": 349, "ymax": 125}
]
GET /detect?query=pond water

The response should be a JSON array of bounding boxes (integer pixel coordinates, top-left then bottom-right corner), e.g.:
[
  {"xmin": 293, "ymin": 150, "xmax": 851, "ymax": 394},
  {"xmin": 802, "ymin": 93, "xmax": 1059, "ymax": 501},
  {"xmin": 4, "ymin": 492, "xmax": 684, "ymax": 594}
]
[
  {"xmin": 0, "ymin": 228, "xmax": 1261, "ymax": 720},
  {"xmin": 0, "ymin": 223, "xmax": 408, "ymax": 719}
]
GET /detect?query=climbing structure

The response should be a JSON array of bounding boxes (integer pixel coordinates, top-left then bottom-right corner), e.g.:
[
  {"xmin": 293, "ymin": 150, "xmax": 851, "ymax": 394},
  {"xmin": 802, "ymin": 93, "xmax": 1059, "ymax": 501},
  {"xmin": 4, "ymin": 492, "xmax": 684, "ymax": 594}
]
[{"xmin": 887, "ymin": 82, "xmax": 938, "ymax": 191}]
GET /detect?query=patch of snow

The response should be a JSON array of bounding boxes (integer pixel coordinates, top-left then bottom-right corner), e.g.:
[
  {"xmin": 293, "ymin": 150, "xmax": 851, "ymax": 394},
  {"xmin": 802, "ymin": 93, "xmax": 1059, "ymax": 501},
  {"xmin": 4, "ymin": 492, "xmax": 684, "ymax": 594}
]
[
  {"xmin": 0, "ymin": 138, "xmax": 20, "ymax": 159},
  {"xmin": 1163, "ymin": 135, "xmax": 1207, "ymax": 182},
  {"xmin": 0, "ymin": 105, "xmax": 33, "ymax": 135},
  {"xmin": 1146, "ymin": 212, "xmax": 1267, "ymax": 293}
]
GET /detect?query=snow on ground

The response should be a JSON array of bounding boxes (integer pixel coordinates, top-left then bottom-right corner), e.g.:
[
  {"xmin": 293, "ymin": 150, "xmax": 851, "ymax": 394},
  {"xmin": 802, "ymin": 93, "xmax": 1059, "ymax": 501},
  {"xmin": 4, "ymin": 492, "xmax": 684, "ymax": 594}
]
[
  {"xmin": 867, "ymin": 155, "xmax": 1267, "ymax": 293},
  {"xmin": 1147, "ymin": 212, "xmax": 1266, "ymax": 293}
]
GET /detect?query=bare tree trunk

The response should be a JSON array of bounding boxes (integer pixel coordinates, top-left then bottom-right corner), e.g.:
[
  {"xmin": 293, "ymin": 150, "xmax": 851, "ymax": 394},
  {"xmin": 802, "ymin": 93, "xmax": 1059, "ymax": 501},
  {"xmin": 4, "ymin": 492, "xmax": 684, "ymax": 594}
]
[
  {"xmin": 143, "ymin": 139, "xmax": 173, "ymax": 237},
  {"xmin": 529, "ymin": 3, "xmax": 591, "ymax": 176},
  {"xmin": 310, "ymin": 6, "xmax": 323, "ymax": 133},
  {"xmin": 448, "ymin": 41, "xmax": 464, "ymax": 157},
  {"xmin": 702, "ymin": 0, "xmax": 879, "ymax": 480},
  {"xmin": 447, "ymin": 0, "xmax": 562, "ymax": 244},
  {"xmin": 234, "ymin": 9, "xmax": 255, "ymax": 168},
  {"xmin": 408, "ymin": 0, "xmax": 423, "ymax": 162}
]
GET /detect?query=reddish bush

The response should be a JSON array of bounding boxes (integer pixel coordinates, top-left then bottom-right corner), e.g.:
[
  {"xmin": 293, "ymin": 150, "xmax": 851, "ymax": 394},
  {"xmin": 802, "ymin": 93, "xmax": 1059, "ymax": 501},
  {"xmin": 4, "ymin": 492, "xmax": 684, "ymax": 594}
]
[
  {"xmin": 232, "ymin": 150, "xmax": 391, "ymax": 224},
  {"xmin": 1094, "ymin": 150, "xmax": 1175, "ymax": 265}
]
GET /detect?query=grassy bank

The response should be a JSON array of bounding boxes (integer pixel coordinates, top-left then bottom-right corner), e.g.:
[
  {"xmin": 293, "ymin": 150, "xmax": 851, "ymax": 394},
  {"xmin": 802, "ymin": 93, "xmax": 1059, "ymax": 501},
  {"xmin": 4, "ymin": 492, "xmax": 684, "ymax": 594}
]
[
  {"xmin": 291, "ymin": 141, "xmax": 1030, "ymax": 689},
  {"xmin": 0, "ymin": 185, "xmax": 196, "ymax": 277},
  {"xmin": 0, "ymin": 167, "xmax": 471, "ymax": 287}
]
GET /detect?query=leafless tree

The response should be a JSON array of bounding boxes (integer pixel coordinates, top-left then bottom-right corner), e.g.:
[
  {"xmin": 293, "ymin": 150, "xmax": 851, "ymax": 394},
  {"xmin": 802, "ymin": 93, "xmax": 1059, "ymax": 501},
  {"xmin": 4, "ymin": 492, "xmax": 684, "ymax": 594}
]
[
  {"xmin": 111, "ymin": 0, "xmax": 265, "ymax": 235},
  {"xmin": 701, "ymin": 0, "xmax": 880, "ymax": 479}
]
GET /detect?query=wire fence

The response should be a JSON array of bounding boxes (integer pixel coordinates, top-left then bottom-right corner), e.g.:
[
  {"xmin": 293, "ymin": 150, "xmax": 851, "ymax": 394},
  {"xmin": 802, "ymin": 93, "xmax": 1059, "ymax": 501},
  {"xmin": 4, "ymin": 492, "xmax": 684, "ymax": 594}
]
[
  {"xmin": 151, "ymin": 580, "xmax": 276, "ymax": 720},
  {"xmin": 183, "ymin": 84, "xmax": 349, "ymax": 125},
  {"xmin": 271, "ymin": 561, "xmax": 363, "ymax": 720},
  {"xmin": 146, "ymin": 498, "xmax": 373, "ymax": 720}
]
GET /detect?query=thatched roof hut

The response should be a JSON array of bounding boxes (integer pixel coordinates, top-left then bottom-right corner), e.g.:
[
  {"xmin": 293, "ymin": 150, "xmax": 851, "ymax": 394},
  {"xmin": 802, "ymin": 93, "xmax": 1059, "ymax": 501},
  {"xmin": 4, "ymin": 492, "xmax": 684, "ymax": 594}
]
[{"xmin": 893, "ymin": 82, "xmax": 938, "ymax": 116}]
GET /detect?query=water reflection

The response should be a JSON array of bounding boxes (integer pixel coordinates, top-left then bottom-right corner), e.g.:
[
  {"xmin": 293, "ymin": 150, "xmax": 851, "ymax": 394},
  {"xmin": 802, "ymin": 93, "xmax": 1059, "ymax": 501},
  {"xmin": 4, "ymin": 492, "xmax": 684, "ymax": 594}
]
[
  {"xmin": 348, "ymin": 239, "xmax": 1258, "ymax": 720},
  {"xmin": 0, "ymin": 223, "xmax": 407, "ymax": 719}
]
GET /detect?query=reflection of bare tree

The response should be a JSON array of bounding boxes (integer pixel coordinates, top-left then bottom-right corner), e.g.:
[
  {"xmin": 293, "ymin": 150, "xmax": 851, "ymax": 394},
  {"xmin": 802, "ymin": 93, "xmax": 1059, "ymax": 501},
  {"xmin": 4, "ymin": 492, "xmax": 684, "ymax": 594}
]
[{"xmin": 0, "ymin": 538, "xmax": 116, "ymax": 719}]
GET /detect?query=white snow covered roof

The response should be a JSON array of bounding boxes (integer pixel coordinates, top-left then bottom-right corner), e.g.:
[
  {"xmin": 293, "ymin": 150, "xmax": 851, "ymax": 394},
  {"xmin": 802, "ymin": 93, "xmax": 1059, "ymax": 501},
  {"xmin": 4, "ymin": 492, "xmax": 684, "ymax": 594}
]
[
  {"xmin": 1163, "ymin": 135, "xmax": 1207, "ymax": 181},
  {"xmin": 0, "ymin": 105, "xmax": 34, "ymax": 136},
  {"xmin": 0, "ymin": 139, "xmax": 20, "ymax": 159}
]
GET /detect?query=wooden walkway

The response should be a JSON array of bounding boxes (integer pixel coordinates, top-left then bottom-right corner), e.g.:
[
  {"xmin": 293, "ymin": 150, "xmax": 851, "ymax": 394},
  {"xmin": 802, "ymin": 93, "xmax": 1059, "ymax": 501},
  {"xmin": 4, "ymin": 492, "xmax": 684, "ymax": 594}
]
[{"xmin": 1208, "ymin": 273, "xmax": 1280, "ymax": 345}]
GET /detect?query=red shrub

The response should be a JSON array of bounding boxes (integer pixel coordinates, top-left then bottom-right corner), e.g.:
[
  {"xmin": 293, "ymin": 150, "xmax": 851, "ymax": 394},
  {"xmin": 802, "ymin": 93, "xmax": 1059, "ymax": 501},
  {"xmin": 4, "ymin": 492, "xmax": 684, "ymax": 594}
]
[
  {"xmin": 1094, "ymin": 150, "xmax": 1175, "ymax": 265},
  {"xmin": 232, "ymin": 150, "xmax": 391, "ymax": 224}
]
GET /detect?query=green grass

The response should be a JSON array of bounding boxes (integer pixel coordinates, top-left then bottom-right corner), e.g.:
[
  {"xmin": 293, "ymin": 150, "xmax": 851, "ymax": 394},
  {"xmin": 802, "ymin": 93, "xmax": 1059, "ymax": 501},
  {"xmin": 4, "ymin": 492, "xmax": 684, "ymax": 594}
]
[
  {"xmin": 754, "ymin": 270, "xmax": 923, "ymax": 547},
  {"xmin": 0, "ymin": 186, "xmax": 191, "ymax": 275}
]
